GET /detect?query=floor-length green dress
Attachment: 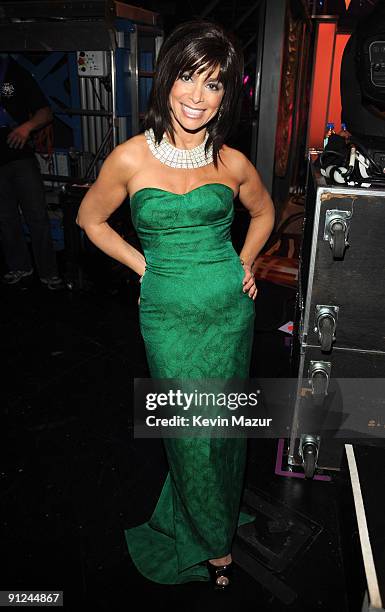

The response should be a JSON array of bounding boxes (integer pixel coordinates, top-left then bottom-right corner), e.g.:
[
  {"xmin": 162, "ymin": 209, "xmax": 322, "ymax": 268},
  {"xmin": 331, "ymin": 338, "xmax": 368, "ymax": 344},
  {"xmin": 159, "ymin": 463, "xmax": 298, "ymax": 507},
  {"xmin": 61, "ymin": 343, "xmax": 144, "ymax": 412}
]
[{"xmin": 125, "ymin": 182, "xmax": 255, "ymax": 583}]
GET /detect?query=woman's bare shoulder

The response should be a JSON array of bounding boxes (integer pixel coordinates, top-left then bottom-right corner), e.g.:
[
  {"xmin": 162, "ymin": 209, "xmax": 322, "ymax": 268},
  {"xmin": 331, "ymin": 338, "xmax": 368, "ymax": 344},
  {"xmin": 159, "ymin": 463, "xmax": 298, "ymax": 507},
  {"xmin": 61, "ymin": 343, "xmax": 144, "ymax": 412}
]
[
  {"xmin": 98, "ymin": 134, "xmax": 148, "ymax": 184},
  {"xmin": 221, "ymin": 143, "xmax": 249, "ymax": 163},
  {"xmin": 112, "ymin": 133, "xmax": 147, "ymax": 166},
  {"xmin": 220, "ymin": 144, "xmax": 253, "ymax": 180}
]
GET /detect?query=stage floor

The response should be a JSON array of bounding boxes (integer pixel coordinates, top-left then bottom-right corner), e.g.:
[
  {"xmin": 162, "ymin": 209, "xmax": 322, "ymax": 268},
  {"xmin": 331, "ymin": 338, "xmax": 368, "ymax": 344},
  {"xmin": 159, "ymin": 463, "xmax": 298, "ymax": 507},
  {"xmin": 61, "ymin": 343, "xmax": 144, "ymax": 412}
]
[{"xmin": 1, "ymin": 266, "xmax": 382, "ymax": 612}]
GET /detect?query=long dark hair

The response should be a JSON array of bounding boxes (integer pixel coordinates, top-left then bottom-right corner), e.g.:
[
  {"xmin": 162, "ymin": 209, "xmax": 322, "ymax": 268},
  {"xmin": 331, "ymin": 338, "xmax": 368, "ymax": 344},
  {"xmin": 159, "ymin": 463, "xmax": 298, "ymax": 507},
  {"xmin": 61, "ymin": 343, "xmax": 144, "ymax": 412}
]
[{"xmin": 143, "ymin": 20, "xmax": 244, "ymax": 168}]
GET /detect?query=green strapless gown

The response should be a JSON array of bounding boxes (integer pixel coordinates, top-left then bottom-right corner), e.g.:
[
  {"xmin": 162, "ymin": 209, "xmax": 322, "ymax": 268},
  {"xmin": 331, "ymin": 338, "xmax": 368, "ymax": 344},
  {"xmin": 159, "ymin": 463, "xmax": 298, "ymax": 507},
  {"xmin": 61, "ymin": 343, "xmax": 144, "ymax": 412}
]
[{"xmin": 125, "ymin": 183, "xmax": 255, "ymax": 584}]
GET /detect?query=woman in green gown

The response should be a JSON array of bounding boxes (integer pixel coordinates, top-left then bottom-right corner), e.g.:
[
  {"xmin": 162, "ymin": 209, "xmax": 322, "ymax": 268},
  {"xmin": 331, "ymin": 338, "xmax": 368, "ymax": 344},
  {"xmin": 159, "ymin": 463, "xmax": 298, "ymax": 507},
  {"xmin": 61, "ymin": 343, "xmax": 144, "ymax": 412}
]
[{"xmin": 77, "ymin": 20, "xmax": 274, "ymax": 588}]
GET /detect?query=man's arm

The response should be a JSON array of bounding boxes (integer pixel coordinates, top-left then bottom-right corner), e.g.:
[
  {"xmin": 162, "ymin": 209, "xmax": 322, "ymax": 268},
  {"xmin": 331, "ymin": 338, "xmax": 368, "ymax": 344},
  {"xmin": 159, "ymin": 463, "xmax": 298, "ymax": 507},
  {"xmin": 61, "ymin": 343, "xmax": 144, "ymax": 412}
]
[{"xmin": 7, "ymin": 106, "xmax": 53, "ymax": 149}]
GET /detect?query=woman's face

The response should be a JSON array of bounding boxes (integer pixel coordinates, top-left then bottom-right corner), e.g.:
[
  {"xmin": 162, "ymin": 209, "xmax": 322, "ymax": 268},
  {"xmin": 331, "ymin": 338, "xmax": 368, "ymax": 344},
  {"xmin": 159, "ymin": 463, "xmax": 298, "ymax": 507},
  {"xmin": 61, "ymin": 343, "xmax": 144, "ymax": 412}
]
[{"xmin": 168, "ymin": 64, "xmax": 224, "ymax": 131}]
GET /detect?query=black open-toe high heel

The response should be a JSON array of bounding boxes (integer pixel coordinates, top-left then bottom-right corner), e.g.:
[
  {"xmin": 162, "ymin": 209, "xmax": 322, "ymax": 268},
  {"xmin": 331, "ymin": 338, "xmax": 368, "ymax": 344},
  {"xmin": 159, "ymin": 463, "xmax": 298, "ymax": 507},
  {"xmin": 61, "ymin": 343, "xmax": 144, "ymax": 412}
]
[{"xmin": 206, "ymin": 560, "xmax": 233, "ymax": 590}]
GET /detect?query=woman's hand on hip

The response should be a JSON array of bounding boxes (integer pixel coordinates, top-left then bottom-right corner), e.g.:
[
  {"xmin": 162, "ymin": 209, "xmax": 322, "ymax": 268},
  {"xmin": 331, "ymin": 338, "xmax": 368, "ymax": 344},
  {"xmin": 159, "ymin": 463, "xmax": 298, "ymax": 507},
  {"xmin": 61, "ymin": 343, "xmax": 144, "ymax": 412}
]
[
  {"xmin": 242, "ymin": 263, "xmax": 257, "ymax": 300},
  {"xmin": 137, "ymin": 267, "xmax": 146, "ymax": 305}
]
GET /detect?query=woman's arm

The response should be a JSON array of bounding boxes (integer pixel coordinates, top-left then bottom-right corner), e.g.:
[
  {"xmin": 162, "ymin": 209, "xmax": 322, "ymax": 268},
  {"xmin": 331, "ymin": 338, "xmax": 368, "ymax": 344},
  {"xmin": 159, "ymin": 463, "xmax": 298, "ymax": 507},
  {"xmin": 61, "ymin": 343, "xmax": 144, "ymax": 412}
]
[
  {"xmin": 228, "ymin": 149, "xmax": 275, "ymax": 298},
  {"xmin": 76, "ymin": 143, "xmax": 146, "ymax": 277},
  {"xmin": 237, "ymin": 154, "xmax": 275, "ymax": 267}
]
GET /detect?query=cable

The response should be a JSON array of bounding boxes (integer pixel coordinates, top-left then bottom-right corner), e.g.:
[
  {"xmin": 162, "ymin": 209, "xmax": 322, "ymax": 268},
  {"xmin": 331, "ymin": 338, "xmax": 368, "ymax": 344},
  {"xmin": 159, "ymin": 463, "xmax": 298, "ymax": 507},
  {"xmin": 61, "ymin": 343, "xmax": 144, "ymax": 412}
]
[{"xmin": 90, "ymin": 79, "xmax": 106, "ymax": 112}]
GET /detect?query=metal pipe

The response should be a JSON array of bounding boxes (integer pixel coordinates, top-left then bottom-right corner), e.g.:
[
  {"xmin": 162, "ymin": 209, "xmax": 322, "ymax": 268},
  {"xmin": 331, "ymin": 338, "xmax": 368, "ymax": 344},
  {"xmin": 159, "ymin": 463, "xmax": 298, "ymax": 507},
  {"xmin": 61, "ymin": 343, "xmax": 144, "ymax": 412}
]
[
  {"xmin": 101, "ymin": 77, "xmax": 112, "ymax": 160},
  {"xmin": 253, "ymin": 0, "xmax": 265, "ymax": 114},
  {"xmin": 93, "ymin": 77, "xmax": 102, "ymax": 154},
  {"xmin": 79, "ymin": 77, "xmax": 89, "ymax": 152},
  {"xmin": 55, "ymin": 108, "xmax": 112, "ymax": 117},
  {"xmin": 129, "ymin": 30, "xmax": 139, "ymax": 137},
  {"xmin": 199, "ymin": 0, "xmax": 221, "ymax": 18},
  {"xmin": 110, "ymin": 49, "xmax": 117, "ymax": 147},
  {"xmin": 101, "ymin": 76, "xmax": 110, "ymax": 115},
  {"xmin": 84, "ymin": 125, "xmax": 113, "ymax": 179},
  {"xmin": 242, "ymin": 33, "xmax": 257, "ymax": 52},
  {"xmin": 86, "ymin": 77, "xmax": 96, "ymax": 155},
  {"xmin": 41, "ymin": 173, "xmax": 90, "ymax": 184},
  {"xmin": 234, "ymin": 0, "xmax": 262, "ymax": 30}
]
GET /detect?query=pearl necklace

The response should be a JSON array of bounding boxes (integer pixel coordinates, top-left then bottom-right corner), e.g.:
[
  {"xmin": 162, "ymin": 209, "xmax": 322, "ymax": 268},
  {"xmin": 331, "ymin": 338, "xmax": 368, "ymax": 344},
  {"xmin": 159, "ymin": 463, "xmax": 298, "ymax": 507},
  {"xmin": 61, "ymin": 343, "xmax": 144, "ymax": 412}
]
[{"xmin": 144, "ymin": 128, "xmax": 213, "ymax": 169}]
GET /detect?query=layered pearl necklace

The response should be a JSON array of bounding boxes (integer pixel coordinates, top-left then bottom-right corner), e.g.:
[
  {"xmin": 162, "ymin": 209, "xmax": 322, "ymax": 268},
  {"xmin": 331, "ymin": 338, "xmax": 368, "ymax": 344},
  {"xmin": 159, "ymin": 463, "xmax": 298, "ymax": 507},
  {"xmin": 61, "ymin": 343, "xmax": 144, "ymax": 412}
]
[{"xmin": 144, "ymin": 128, "xmax": 214, "ymax": 169}]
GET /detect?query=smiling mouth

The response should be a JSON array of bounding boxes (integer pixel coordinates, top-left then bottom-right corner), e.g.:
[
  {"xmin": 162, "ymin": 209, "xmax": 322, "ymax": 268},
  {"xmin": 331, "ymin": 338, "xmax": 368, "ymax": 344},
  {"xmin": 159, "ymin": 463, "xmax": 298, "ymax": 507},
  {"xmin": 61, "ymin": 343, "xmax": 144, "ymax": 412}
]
[{"xmin": 181, "ymin": 103, "xmax": 205, "ymax": 118}]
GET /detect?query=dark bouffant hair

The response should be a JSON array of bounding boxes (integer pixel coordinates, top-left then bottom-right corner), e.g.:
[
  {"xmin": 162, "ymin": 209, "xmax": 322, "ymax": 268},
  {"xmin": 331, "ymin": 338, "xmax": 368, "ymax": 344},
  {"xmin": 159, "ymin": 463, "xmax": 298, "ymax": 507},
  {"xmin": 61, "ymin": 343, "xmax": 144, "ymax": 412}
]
[{"xmin": 143, "ymin": 20, "xmax": 244, "ymax": 167}]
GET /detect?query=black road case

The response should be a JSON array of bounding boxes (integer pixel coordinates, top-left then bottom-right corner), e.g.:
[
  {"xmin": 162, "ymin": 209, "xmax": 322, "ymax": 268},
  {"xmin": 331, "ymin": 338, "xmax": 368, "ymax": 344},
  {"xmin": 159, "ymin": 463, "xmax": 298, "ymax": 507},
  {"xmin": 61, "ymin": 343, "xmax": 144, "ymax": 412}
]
[{"xmin": 289, "ymin": 164, "xmax": 385, "ymax": 475}]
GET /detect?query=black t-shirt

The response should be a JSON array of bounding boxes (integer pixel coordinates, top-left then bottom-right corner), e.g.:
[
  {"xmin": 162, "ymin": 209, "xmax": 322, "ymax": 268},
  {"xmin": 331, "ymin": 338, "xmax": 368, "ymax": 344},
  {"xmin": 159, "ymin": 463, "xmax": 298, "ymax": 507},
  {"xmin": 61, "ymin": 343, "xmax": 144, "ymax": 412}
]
[{"xmin": 0, "ymin": 56, "xmax": 50, "ymax": 163}]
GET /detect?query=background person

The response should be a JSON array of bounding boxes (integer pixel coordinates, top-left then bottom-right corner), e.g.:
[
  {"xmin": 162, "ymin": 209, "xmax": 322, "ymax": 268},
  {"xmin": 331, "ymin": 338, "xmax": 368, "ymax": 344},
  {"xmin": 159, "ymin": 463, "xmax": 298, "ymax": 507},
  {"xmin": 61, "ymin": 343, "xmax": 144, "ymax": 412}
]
[{"xmin": 0, "ymin": 53, "xmax": 63, "ymax": 289}]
